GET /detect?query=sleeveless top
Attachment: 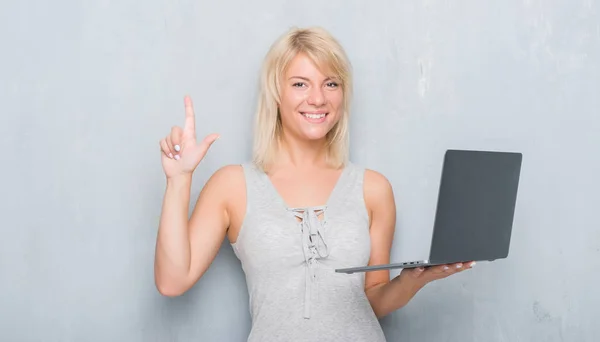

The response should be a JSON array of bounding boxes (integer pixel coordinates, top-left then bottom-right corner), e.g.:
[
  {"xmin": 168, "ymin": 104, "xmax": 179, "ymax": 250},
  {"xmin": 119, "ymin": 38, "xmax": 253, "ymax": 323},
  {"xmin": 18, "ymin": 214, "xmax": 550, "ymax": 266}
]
[{"xmin": 231, "ymin": 162, "xmax": 387, "ymax": 342}]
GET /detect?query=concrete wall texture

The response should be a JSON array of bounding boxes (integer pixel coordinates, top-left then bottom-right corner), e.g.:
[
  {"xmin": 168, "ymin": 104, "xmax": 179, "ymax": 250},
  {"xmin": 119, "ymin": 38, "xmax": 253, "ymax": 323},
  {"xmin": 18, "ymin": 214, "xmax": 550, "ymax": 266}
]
[{"xmin": 0, "ymin": 0, "xmax": 598, "ymax": 341}]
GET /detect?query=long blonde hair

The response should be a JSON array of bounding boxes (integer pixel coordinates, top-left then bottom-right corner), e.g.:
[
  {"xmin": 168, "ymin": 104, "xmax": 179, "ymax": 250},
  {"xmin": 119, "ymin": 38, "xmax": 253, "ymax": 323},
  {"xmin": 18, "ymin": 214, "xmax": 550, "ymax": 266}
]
[{"xmin": 252, "ymin": 26, "xmax": 353, "ymax": 172}]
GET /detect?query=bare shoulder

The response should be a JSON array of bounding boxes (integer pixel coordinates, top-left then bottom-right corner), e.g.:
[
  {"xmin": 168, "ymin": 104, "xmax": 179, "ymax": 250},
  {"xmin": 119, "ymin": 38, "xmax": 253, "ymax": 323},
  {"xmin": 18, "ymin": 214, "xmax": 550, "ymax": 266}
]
[
  {"xmin": 195, "ymin": 164, "xmax": 245, "ymax": 208},
  {"xmin": 205, "ymin": 164, "xmax": 245, "ymax": 189},
  {"xmin": 199, "ymin": 164, "xmax": 247, "ymax": 236},
  {"xmin": 363, "ymin": 168, "xmax": 395, "ymax": 211}
]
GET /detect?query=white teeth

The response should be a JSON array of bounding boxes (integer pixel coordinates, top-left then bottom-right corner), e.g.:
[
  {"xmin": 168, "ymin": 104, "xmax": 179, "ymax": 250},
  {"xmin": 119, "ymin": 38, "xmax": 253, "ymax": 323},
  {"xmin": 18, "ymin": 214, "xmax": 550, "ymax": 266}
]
[{"xmin": 303, "ymin": 113, "xmax": 326, "ymax": 119}]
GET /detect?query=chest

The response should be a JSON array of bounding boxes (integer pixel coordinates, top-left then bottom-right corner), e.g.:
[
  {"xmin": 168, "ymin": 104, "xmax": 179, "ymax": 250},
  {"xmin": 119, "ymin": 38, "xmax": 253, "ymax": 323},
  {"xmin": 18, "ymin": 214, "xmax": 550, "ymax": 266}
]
[
  {"xmin": 267, "ymin": 169, "xmax": 343, "ymax": 208},
  {"xmin": 234, "ymin": 201, "xmax": 372, "ymax": 273}
]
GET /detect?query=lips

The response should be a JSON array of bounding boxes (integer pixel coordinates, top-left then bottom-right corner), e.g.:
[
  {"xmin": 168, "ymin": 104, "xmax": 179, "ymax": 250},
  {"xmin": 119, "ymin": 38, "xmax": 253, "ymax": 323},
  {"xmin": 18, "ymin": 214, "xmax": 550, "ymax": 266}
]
[
  {"xmin": 300, "ymin": 111, "xmax": 328, "ymax": 124},
  {"xmin": 301, "ymin": 112, "xmax": 328, "ymax": 119}
]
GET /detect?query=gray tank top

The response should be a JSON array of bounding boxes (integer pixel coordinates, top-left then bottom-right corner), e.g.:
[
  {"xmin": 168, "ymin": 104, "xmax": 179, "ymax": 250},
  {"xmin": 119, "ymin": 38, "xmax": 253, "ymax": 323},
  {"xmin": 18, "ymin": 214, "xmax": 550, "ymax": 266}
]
[{"xmin": 231, "ymin": 162, "xmax": 387, "ymax": 342}]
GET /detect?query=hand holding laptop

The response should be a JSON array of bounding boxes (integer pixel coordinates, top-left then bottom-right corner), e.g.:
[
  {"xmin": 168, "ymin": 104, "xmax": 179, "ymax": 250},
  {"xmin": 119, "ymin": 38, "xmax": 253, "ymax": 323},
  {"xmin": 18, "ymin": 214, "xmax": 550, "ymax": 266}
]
[{"xmin": 401, "ymin": 260, "xmax": 476, "ymax": 286}]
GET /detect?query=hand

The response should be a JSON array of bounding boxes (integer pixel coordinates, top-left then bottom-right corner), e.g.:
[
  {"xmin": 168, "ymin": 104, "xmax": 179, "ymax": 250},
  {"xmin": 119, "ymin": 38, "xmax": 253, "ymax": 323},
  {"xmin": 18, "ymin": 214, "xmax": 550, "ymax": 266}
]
[
  {"xmin": 400, "ymin": 261, "xmax": 476, "ymax": 287},
  {"xmin": 159, "ymin": 95, "xmax": 220, "ymax": 179}
]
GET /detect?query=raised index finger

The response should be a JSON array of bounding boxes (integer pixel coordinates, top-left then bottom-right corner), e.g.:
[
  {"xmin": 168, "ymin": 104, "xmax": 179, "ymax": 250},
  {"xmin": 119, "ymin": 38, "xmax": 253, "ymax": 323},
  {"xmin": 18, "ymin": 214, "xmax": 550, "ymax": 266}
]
[{"xmin": 183, "ymin": 95, "xmax": 196, "ymax": 136}]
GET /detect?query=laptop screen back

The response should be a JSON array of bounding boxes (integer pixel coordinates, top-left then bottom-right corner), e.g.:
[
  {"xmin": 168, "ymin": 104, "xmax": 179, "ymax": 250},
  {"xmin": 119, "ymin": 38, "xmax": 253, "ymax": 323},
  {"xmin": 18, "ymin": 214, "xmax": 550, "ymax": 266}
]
[{"xmin": 428, "ymin": 149, "xmax": 523, "ymax": 264}]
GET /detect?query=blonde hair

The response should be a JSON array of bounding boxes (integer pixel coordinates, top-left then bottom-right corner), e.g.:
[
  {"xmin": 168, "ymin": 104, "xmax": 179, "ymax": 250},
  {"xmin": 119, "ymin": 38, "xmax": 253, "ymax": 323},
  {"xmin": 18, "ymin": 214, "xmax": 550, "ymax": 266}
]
[{"xmin": 252, "ymin": 26, "xmax": 353, "ymax": 172}]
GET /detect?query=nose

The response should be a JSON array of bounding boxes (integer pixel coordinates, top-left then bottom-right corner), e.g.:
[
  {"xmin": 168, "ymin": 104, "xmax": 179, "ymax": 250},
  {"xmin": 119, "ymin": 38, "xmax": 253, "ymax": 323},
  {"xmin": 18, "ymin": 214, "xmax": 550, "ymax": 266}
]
[{"xmin": 307, "ymin": 87, "xmax": 326, "ymax": 106}]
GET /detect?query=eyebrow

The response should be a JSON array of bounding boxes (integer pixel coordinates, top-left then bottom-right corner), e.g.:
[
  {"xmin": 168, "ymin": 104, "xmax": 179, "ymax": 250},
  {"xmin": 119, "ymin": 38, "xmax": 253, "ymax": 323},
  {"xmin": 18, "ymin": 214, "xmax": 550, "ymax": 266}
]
[
  {"xmin": 288, "ymin": 76, "xmax": 336, "ymax": 82},
  {"xmin": 289, "ymin": 76, "xmax": 311, "ymax": 81}
]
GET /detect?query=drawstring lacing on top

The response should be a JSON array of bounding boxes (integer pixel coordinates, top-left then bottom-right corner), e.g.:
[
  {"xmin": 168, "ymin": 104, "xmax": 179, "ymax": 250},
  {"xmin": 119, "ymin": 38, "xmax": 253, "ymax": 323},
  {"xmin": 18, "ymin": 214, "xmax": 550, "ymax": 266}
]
[{"xmin": 288, "ymin": 206, "xmax": 329, "ymax": 319}]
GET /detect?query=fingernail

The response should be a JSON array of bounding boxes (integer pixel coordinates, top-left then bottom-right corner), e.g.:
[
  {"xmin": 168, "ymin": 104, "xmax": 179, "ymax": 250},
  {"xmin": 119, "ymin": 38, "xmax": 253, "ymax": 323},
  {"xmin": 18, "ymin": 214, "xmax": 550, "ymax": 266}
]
[
  {"xmin": 443, "ymin": 266, "xmax": 449, "ymax": 271},
  {"xmin": 174, "ymin": 145, "xmax": 180, "ymax": 152},
  {"xmin": 174, "ymin": 155, "xmax": 180, "ymax": 160},
  {"xmin": 470, "ymin": 262, "xmax": 476, "ymax": 267},
  {"xmin": 456, "ymin": 264, "xmax": 462, "ymax": 268},
  {"xmin": 168, "ymin": 153, "xmax": 173, "ymax": 158}
]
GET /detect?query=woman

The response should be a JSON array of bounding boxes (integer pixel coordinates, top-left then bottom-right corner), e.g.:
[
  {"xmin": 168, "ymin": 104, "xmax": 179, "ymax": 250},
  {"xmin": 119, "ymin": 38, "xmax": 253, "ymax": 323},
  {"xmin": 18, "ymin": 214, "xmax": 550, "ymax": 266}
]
[{"xmin": 154, "ymin": 26, "xmax": 473, "ymax": 341}]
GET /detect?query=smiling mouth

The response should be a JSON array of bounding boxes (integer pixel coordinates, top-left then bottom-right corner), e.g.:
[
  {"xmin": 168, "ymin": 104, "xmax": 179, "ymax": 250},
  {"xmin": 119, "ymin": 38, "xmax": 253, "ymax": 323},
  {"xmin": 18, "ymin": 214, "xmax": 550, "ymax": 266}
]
[{"xmin": 300, "ymin": 112, "xmax": 328, "ymax": 119}]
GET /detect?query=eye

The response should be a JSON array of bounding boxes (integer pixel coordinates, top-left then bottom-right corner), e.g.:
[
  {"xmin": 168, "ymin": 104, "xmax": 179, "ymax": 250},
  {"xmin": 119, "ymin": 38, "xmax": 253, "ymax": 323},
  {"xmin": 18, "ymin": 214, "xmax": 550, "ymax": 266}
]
[
  {"xmin": 292, "ymin": 82, "xmax": 306, "ymax": 88},
  {"xmin": 326, "ymin": 82, "xmax": 339, "ymax": 88}
]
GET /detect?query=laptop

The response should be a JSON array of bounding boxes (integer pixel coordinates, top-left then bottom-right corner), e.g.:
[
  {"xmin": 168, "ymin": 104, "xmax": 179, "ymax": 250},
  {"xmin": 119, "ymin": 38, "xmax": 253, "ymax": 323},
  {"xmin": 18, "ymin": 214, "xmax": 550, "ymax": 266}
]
[{"xmin": 335, "ymin": 149, "xmax": 523, "ymax": 274}]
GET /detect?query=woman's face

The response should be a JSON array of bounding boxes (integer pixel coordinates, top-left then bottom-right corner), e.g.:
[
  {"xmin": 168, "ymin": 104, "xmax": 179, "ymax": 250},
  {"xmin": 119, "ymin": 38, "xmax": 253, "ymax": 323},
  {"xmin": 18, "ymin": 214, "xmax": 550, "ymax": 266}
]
[{"xmin": 278, "ymin": 53, "xmax": 344, "ymax": 143}]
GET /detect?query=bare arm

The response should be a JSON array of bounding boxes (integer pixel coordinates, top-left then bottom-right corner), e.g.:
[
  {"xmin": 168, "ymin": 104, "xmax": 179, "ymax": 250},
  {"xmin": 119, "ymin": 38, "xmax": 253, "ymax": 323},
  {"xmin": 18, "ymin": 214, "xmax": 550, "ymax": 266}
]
[
  {"xmin": 362, "ymin": 169, "xmax": 417, "ymax": 317},
  {"xmin": 154, "ymin": 95, "xmax": 237, "ymax": 297},
  {"xmin": 154, "ymin": 165, "xmax": 241, "ymax": 296},
  {"xmin": 154, "ymin": 173, "xmax": 196, "ymax": 296},
  {"xmin": 363, "ymin": 169, "xmax": 473, "ymax": 318}
]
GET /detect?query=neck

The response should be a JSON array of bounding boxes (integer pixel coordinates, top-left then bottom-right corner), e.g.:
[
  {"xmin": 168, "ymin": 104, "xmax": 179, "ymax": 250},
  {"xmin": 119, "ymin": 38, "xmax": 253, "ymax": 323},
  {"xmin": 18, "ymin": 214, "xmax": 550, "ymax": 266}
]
[{"xmin": 276, "ymin": 132, "xmax": 329, "ymax": 169}]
